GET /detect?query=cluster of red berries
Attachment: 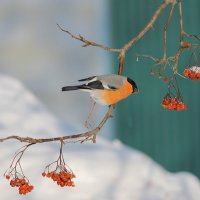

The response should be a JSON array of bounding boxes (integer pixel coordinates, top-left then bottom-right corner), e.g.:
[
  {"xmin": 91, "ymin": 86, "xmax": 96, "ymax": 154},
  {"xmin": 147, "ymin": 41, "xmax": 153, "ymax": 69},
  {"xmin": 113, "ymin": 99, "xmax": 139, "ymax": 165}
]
[
  {"xmin": 183, "ymin": 66, "xmax": 200, "ymax": 80},
  {"xmin": 42, "ymin": 170, "xmax": 75, "ymax": 187},
  {"xmin": 5, "ymin": 175, "xmax": 34, "ymax": 195},
  {"xmin": 161, "ymin": 97, "xmax": 188, "ymax": 111},
  {"xmin": 150, "ymin": 71, "xmax": 169, "ymax": 83}
]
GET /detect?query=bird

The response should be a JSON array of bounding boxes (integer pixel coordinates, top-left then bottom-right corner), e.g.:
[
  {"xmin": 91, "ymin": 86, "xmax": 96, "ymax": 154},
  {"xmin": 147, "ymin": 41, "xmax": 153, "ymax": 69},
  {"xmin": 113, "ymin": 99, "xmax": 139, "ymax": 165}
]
[{"xmin": 62, "ymin": 74, "xmax": 138, "ymax": 105}]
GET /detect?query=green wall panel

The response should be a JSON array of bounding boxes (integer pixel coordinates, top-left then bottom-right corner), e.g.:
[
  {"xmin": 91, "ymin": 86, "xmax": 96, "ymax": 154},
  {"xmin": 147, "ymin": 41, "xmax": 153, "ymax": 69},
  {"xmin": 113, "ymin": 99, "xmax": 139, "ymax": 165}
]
[{"xmin": 110, "ymin": 0, "xmax": 200, "ymax": 177}]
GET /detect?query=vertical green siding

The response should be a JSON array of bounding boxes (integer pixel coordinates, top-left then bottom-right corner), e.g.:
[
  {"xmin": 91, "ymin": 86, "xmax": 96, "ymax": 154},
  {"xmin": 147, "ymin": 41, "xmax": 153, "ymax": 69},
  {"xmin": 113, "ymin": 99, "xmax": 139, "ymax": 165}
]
[{"xmin": 110, "ymin": 0, "xmax": 200, "ymax": 177}]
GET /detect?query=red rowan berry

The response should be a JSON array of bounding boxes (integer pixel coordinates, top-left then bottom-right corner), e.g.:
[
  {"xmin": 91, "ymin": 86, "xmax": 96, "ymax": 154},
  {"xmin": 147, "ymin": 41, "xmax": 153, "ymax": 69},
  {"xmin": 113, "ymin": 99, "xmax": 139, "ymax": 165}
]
[
  {"xmin": 10, "ymin": 180, "xmax": 15, "ymax": 187},
  {"xmin": 182, "ymin": 41, "xmax": 191, "ymax": 48},
  {"xmin": 47, "ymin": 172, "xmax": 51, "ymax": 178},
  {"xmin": 5, "ymin": 175, "xmax": 10, "ymax": 180},
  {"xmin": 42, "ymin": 172, "xmax": 46, "ymax": 177},
  {"xmin": 150, "ymin": 71, "xmax": 154, "ymax": 75},
  {"xmin": 164, "ymin": 77, "xmax": 168, "ymax": 83}
]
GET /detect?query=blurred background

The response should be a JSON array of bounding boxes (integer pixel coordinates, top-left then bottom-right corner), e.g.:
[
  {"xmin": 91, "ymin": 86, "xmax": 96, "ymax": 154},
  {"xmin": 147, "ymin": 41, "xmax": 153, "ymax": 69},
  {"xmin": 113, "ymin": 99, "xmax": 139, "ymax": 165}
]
[{"xmin": 0, "ymin": 0, "xmax": 200, "ymax": 179}]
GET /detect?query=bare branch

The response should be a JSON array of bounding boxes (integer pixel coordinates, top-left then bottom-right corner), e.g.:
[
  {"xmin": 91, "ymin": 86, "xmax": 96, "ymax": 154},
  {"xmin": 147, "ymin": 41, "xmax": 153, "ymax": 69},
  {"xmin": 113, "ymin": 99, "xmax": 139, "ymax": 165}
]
[
  {"xmin": 163, "ymin": 1, "xmax": 176, "ymax": 59},
  {"xmin": 122, "ymin": 0, "xmax": 171, "ymax": 53},
  {"xmin": 173, "ymin": 0, "xmax": 184, "ymax": 71},
  {"xmin": 0, "ymin": 105, "xmax": 114, "ymax": 144},
  {"xmin": 57, "ymin": 24, "xmax": 121, "ymax": 53},
  {"xmin": 178, "ymin": 0, "xmax": 184, "ymax": 42}
]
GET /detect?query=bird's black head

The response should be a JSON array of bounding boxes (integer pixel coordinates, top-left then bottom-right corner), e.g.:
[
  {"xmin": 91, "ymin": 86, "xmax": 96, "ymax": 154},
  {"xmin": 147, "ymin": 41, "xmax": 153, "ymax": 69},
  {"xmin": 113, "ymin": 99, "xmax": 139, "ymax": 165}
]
[{"xmin": 127, "ymin": 77, "xmax": 138, "ymax": 93}]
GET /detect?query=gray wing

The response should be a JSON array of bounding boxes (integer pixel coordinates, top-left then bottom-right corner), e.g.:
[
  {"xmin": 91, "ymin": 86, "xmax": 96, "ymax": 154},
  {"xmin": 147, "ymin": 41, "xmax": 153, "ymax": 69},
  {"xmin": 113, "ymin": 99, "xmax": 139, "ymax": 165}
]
[
  {"xmin": 78, "ymin": 74, "xmax": 126, "ymax": 90},
  {"xmin": 97, "ymin": 74, "xmax": 126, "ymax": 89}
]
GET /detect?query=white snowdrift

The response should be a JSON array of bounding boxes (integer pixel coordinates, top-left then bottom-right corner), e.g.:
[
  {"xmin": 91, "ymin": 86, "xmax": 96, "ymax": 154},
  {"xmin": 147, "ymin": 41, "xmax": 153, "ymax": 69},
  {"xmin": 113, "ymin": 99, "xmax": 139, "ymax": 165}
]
[{"xmin": 0, "ymin": 74, "xmax": 199, "ymax": 200}]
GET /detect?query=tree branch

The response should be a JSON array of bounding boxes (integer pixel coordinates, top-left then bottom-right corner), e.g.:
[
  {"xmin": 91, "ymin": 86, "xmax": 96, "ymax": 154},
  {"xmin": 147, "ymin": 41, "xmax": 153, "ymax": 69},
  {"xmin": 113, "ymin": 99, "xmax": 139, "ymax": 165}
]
[
  {"xmin": 163, "ymin": 1, "xmax": 176, "ymax": 59},
  {"xmin": 57, "ymin": 24, "xmax": 121, "ymax": 53},
  {"xmin": 0, "ymin": 105, "xmax": 114, "ymax": 144},
  {"xmin": 0, "ymin": 0, "xmax": 173, "ymax": 145},
  {"xmin": 122, "ymin": 0, "xmax": 171, "ymax": 53}
]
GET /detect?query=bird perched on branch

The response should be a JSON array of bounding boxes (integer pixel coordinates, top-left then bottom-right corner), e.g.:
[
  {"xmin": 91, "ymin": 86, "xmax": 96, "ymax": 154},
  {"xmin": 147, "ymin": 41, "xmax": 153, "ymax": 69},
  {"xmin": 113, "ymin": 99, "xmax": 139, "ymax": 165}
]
[{"xmin": 62, "ymin": 74, "xmax": 138, "ymax": 105}]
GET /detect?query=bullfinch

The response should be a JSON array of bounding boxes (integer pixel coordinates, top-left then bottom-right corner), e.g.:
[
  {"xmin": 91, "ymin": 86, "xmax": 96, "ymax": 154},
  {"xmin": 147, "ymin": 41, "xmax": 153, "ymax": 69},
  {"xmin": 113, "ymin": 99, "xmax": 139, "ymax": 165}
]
[{"xmin": 62, "ymin": 74, "xmax": 138, "ymax": 105}]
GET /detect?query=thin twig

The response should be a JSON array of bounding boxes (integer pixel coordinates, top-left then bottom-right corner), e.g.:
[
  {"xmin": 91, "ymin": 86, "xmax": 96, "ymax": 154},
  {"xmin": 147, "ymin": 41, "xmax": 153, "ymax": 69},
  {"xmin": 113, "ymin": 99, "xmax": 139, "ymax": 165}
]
[
  {"xmin": 57, "ymin": 24, "xmax": 121, "ymax": 53},
  {"xmin": 0, "ymin": 105, "xmax": 114, "ymax": 144},
  {"xmin": 122, "ymin": 0, "xmax": 171, "ymax": 53},
  {"xmin": 163, "ymin": 1, "xmax": 176, "ymax": 59},
  {"xmin": 178, "ymin": 0, "xmax": 184, "ymax": 42}
]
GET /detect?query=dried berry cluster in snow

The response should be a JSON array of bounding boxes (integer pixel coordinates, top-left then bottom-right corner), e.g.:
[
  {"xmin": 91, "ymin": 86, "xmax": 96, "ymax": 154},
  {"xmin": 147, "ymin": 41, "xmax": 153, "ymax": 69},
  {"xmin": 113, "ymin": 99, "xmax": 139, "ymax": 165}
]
[
  {"xmin": 42, "ymin": 168, "xmax": 75, "ymax": 187},
  {"xmin": 5, "ymin": 175, "xmax": 34, "ymax": 195},
  {"xmin": 4, "ymin": 142, "xmax": 75, "ymax": 195}
]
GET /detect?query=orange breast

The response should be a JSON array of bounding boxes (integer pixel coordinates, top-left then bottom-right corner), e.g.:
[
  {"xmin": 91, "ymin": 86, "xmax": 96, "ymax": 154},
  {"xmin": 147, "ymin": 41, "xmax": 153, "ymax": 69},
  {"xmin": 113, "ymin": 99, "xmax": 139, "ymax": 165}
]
[{"xmin": 101, "ymin": 80, "xmax": 133, "ymax": 105}]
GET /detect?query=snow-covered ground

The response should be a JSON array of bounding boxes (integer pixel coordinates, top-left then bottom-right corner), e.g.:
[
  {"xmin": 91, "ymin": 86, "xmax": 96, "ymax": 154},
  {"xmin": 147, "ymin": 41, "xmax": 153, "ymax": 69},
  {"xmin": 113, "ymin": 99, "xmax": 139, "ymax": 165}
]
[{"xmin": 0, "ymin": 74, "xmax": 200, "ymax": 200}]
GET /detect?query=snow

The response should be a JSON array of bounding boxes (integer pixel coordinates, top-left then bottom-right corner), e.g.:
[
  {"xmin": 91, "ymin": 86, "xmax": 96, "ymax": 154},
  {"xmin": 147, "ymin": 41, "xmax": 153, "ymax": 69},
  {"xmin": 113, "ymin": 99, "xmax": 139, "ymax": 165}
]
[
  {"xmin": 0, "ymin": 74, "xmax": 200, "ymax": 200},
  {"xmin": 191, "ymin": 66, "xmax": 200, "ymax": 73}
]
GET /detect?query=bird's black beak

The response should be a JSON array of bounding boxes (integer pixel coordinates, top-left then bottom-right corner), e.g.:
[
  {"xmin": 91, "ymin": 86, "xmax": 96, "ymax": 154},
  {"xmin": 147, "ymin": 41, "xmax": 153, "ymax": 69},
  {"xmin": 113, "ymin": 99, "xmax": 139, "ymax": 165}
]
[{"xmin": 133, "ymin": 88, "xmax": 139, "ymax": 93}]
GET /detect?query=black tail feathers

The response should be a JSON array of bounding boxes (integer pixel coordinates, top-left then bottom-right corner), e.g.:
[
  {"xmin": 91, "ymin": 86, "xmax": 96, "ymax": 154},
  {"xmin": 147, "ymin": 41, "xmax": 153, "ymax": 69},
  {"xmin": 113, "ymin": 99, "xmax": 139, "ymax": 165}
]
[
  {"xmin": 62, "ymin": 85, "xmax": 90, "ymax": 91},
  {"xmin": 62, "ymin": 86, "xmax": 80, "ymax": 91}
]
